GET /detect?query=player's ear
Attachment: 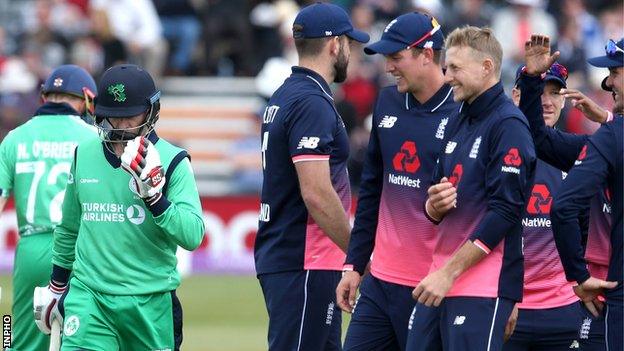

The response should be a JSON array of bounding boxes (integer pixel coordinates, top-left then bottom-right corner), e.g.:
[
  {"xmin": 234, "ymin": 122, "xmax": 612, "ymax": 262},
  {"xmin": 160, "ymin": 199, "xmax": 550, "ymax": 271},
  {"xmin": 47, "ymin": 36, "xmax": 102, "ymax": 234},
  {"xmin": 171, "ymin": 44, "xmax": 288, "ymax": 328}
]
[{"xmin": 330, "ymin": 36, "xmax": 340, "ymax": 56}]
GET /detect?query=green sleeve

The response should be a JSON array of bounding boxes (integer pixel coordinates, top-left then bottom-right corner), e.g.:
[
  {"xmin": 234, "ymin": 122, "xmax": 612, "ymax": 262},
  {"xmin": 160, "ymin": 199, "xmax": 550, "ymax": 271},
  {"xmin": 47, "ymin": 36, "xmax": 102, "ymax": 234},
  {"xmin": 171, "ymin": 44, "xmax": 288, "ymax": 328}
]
[
  {"xmin": 151, "ymin": 157, "xmax": 205, "ymax": 250},
  {"xmin": 52, "ymin": 152, "xmax": 81, "ymax": 270},
  {"xmin": 0, "ymin": 132, "xmax": 16, "ymax": 194}
]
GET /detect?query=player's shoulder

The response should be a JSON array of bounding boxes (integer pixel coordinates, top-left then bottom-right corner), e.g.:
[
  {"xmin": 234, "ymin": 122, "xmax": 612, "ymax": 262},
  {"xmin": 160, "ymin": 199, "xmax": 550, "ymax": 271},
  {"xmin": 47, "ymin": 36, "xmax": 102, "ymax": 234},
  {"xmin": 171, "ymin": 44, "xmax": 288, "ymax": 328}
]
[{"xmin": 154, "ymin": 135, "xmax": 188, "ymax": 158}]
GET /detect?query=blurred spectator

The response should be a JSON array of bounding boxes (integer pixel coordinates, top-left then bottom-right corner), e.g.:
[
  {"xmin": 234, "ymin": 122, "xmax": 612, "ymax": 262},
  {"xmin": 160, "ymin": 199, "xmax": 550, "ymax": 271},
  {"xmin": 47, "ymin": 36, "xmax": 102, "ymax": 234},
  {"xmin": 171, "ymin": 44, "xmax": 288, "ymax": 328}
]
[
  {"xmin": 255, "ymin": 12, "xmax": 299, "ymax": 99},
  {"xmin": 492, "ymin": 0, "xmax": 557, "ymax": 86},
  {"xmin": 249, "ymin": 0, "xmax": 298, "ymax": 74},
  {"xmin": 201, "ymin": 0, "xmax": 254, "ymax": 76},
  {"xmin": 90, "ymin": 0, "xmax": 168, "ymax": 82},
  {"xmin": 558, "ymin": 0, "xmax": 603, "ymax": 59},
  {"xmin": 446, "ymin": 0, "xmax": 494, "ymax": 31},
  {"xmin": 231, "ymin": 114, "xmax": 263, "ymax": 195},
  {"xmin": 0, "ymin": 58, "xmax": 39, "ymax": 139},
  {"xmin": 154, "ymin": 0, "xmax": 202, "ymax": 75},
  {"xmin": 554, "ymin": 16, "xmax": 588, "ymax": 89}
]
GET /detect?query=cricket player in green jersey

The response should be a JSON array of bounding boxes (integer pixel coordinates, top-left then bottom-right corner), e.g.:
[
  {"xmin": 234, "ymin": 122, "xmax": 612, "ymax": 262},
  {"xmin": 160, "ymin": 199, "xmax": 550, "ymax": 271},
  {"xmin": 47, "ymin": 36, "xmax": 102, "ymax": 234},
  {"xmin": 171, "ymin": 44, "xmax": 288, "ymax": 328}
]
[
  {"xmin": 32, "ymin": 64, "xmax": 205, "ymax": 350},
  {"xmin": 0, "ymin": 65, "xmax": 97, "ymax": 350}
]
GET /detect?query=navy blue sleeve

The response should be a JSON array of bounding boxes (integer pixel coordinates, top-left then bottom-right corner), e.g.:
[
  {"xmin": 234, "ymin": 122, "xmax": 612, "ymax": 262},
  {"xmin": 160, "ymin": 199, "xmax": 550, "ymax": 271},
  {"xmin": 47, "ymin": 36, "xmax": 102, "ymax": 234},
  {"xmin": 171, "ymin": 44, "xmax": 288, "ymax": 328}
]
[
  {"xmin": 551, "ymin": 123, "xmax": 615, "ymax": 283},
  {"xmin": 344, "ymin": 111, "xmax": 383, "ymax": 275},
  {"xmin": 470, "ymin": 118, "xmax": 536, "ymax": 250},
  {"xmin": 286, "ymin": 95, "xmax": 336, "ymax": 162},
  {"xmin": 518, "ymin": 74, "xmax": 589, "ymax": 171}
]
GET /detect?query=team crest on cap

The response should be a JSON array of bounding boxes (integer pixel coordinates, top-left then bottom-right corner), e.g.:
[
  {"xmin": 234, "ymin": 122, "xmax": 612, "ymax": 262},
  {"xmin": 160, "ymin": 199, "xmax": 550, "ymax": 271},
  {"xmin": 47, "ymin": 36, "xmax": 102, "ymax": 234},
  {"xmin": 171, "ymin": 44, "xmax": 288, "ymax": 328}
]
[
  {"xmin": 53, "ymin": 78, "xmax": 63, "ymax": 87},
  {"xmin": 107, "ymin": 83, "xmax": 126, "ymax": 102}
]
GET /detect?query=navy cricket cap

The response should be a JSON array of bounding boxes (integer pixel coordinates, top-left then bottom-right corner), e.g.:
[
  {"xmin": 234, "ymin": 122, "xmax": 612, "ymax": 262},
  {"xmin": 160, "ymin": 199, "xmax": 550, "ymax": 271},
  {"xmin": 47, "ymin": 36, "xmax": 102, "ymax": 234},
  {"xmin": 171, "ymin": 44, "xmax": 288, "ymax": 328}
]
[
  {"xmin": 95, "ymin": 64, "xmax": 159, "ymax": 118},
  {"xmin": 514, "ymin": 62, "xmax": 568, "ymax": 89},
  {"xmin": 293, "ymin": 2, "xmax": 369, "ymax": 43},
  {"xmin": 588, "ymin": 38, "xmax": 624, "ymax": 68},
  {"xmin": 364, "ymin": 12, "xmax": 444, "ymax": 55},
  {"xmin": 41, "ymin": 64, "xmax": 97, "ymax": 98}
]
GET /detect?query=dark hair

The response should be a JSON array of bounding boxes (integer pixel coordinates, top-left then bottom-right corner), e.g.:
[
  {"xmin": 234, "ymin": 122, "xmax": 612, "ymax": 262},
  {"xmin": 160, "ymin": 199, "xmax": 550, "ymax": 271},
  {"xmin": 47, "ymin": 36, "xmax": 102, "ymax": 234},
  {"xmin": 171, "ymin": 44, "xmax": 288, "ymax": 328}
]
[
  {"xmin": 294, "ymin": 37, "xmax": 331, "ymax": 58},
  {"xmin": 411, "ymin": 48, "xmax": 442, "ymax": 64},
  {"xmin": 293, "ymin": 24, "xmax": 333, "ymax": 57}
]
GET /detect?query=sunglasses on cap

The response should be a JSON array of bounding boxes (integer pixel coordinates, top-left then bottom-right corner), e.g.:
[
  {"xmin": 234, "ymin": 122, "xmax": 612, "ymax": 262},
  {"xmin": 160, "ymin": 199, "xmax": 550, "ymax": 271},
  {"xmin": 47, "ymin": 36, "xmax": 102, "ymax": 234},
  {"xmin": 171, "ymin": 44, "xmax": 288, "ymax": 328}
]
[
  {"xmin": 545, "ymin": 63, "xmax": 568, "ymax": 81},
  {"xmin": 606, "ymin": 39, "xmax": 624, "ymax": 57},
  {"xmin": 407, "ymin": 15, "xmax": 441, "ymax": 49}
]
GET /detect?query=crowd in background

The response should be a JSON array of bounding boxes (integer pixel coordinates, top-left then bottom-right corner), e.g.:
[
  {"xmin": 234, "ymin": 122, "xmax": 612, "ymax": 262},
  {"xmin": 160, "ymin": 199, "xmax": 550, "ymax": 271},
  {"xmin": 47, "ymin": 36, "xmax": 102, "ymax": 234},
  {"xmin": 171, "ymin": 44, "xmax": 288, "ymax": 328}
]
[{"xmin": 0, "ymin": 0, "xmax": 621, "ymax": 193}]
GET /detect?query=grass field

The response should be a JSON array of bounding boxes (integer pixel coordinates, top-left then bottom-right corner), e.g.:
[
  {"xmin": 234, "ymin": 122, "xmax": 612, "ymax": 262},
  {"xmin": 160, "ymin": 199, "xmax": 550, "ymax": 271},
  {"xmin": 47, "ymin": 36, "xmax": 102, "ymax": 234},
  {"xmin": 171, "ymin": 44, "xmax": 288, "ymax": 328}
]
[{"xmin": 0, "ymin": 274, "xmax": 351, "ymax": 350}]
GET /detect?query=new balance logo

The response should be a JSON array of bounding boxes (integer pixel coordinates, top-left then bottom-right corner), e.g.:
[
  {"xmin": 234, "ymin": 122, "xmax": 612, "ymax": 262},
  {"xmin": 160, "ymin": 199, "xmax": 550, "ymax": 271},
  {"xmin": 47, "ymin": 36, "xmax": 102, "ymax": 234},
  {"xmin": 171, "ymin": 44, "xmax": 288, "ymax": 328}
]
[
  {"xmin": 378, "ymin": 115, "xmax": 397, "ymax": 128},
  {"xmin": 453, "ymin": 316, "xmax": 466, "ymax": 325},
  {"xmin": 297, "ymin": 137, "xmax": 320, "ymax": 149}
]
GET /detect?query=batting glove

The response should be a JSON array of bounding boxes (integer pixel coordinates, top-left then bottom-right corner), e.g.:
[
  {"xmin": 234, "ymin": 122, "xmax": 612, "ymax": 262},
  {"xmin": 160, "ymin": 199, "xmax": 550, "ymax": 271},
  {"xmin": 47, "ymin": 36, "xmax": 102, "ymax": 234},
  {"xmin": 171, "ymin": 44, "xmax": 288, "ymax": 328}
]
[
  {"xmin": 121, "ymin": 136, "xmax": 165, "ymax": 203},
  {"xmin": 33, "ymin": 281, "xmax": 66, "ymax": 335}
]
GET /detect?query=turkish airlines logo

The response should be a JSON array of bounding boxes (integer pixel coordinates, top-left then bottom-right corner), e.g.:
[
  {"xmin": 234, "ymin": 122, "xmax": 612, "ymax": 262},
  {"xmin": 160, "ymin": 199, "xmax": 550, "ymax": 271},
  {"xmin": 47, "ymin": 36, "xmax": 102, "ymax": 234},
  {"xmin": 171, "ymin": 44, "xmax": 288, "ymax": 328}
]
[
  {"xmin": 448, "ymin": 164, "xmax": 463, "ymax": 187},
  {"xmin": 503, "ymin": 148, "xmax": 522, "ymax": 166},
  {"xmin": 393, "ymin": 141, "xmax": 420, "ymax": 173},
  {"xmin": 575, "ymin": 145, "xmax": 588, "ymax": 165},
  {"xmin": 526, "ymin": 184, "xmax": 552, "ymax": 215}
]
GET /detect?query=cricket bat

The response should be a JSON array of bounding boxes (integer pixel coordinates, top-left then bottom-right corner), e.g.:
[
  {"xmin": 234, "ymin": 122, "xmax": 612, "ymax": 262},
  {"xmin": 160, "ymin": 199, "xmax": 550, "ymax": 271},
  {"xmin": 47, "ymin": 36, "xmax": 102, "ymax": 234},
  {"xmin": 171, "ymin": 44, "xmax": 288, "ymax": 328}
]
[{"xmin": 49, "ymin": 319, "xmax": 61, "ymax": 351}]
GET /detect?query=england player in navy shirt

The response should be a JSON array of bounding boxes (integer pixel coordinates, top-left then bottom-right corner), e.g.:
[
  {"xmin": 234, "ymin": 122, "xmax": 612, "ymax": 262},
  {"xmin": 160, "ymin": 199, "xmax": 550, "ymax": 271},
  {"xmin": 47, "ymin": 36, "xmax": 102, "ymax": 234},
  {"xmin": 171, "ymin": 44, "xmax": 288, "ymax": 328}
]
[
  {"xmin": 506, "ymin": 61, "xmax": 602, "ymax": 351},
  {"xmin": 513, "ymin": 35, "xmax": 615, "ymax": 350},
  {"xmin": 407, "ymin": 27, "xmax": 536, "ymax": 351},
  {"xmin": 334, "ymin": 12, "xmax": 460, "ymax": 351},
  {"xmin": 551, "ymin": 38, "xmax": 624, "ymax": 351},
  {"xmin": 254, "ymin": 3, "xmax": 369, "ymax": 350}
]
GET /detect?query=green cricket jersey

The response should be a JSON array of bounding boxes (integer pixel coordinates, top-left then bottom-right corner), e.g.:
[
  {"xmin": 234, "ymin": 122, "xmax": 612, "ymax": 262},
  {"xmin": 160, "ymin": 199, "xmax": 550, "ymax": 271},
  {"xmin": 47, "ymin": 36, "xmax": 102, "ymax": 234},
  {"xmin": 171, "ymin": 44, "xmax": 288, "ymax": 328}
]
[
  {"xmin": 0, "ymin": 104, "xmax": 98, "ymax": 236},
  {"xmin": 52, "ymin": 132, "xmax": 205, "ymax": 295}
]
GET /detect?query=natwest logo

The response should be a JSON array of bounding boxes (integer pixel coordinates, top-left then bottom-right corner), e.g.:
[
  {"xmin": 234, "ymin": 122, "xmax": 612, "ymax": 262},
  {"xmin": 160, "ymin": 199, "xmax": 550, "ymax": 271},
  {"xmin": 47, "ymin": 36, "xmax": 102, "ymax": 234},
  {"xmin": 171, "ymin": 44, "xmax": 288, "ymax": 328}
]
[
  {"xmin": 502, "ymin": 148, "xmax": 522, "ymax": 174},
  {"xmin": 393, "ymin": 141, "xmax": 420, "ymax": 173},
  {"xmin": 448, "ymin": 164, "xmax": 463, "ymax": 187},
  {"xmin": 526, "ymin": 184, "xmax": 552, "ymax": 214},
  {"xmin": 503, "ymin": 148, "xmax": 522, "ymax": 166}
]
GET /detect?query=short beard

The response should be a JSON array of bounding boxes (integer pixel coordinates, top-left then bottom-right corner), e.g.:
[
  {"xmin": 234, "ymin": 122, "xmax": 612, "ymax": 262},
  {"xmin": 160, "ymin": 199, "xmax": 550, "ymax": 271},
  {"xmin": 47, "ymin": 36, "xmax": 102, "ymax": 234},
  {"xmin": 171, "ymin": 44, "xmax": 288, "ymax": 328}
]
[{"xmin": 333, "ymin": 43, "xmax": 349, "ymax": 83}]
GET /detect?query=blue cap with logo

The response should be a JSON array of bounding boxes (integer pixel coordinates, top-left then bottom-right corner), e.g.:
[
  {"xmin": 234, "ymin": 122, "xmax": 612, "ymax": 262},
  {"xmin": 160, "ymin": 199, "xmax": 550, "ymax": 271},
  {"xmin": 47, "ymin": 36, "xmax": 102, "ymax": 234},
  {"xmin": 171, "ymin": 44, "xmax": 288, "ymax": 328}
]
[
  {"xmin": 588, "ymin": 38, "xmax": 624, "ymax": 68},
  {"xmin": 95, "ymin": 64, "xmax": 160, "ymax": 118},
  {"xmin": 514, "ymin": 62, "xmax": 568, "ymax": 88},
  {"xmin": 293, "ymin": 2, "xmax": 369, "ymax": 43},
  {"xmin": 41, "ymin": 64, "xmax": 97, "ymax": 99},
  {"xmin": 364, "ymin": 12, "xmax": 444, "ymax": 55}
]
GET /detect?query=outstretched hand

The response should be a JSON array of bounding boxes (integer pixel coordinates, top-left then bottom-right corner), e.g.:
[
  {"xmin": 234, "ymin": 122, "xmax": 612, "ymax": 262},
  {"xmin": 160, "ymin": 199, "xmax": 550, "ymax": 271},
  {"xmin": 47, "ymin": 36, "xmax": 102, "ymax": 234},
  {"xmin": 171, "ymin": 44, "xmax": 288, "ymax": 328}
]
[{"xmin": 524, "ymin": 34, "xmax": 560, "ymax": 76}]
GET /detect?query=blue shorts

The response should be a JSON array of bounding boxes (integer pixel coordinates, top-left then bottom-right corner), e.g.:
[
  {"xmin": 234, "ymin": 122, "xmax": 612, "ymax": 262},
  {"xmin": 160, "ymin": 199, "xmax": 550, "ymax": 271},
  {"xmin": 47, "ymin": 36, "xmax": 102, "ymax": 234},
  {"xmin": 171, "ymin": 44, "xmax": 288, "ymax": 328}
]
[
  {"xmin": 258, "ymin": 270, "xmax": 342, "ymax": 351},
  {"xmin": 343, "ymin": 275, "xmax": 416, "ymax": 351},
  {"xmin": 407, "ymin": 296, "xmax": 515, "ymax": 351},
  {"xmin": 504, "ymin": 301, "xmax": 604, "ymax": 351},
  {"xmin": 605, "ymin": 301, "xmax": 623, "ymax": 351}
]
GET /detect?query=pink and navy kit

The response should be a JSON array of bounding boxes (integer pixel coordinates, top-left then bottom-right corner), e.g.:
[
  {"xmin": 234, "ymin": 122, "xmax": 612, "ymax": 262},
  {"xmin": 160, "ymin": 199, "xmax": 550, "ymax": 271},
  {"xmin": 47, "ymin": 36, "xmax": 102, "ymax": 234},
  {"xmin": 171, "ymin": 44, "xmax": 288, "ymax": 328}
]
[
  {"xmin": 407, "ymin": 82, "xmax": 536, "ymax": 351},
  {"xmin": 345, "ymin": 84, "xmax": 459, "ymax": 286},
  {"xmin": 255, "ymin": 66, "xmax": 351, "ymax": 351},
  {"xmin": 343, "ymin": 84, "xmax": 459, "ymax": 351},
  {"xmin": 429, "ymin": 82, "xmax": 536, "ymax": 301},
  {"xmin": 552, "ymin": 116, "xmax": 623, "ymax": 349},
  {"xmin": 518, "ymin": 73, "xmax": 612, "ymax": 283},
  {"xmin": 255, "ymin": 66, "xmax": 351, "ymax": 275}
]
